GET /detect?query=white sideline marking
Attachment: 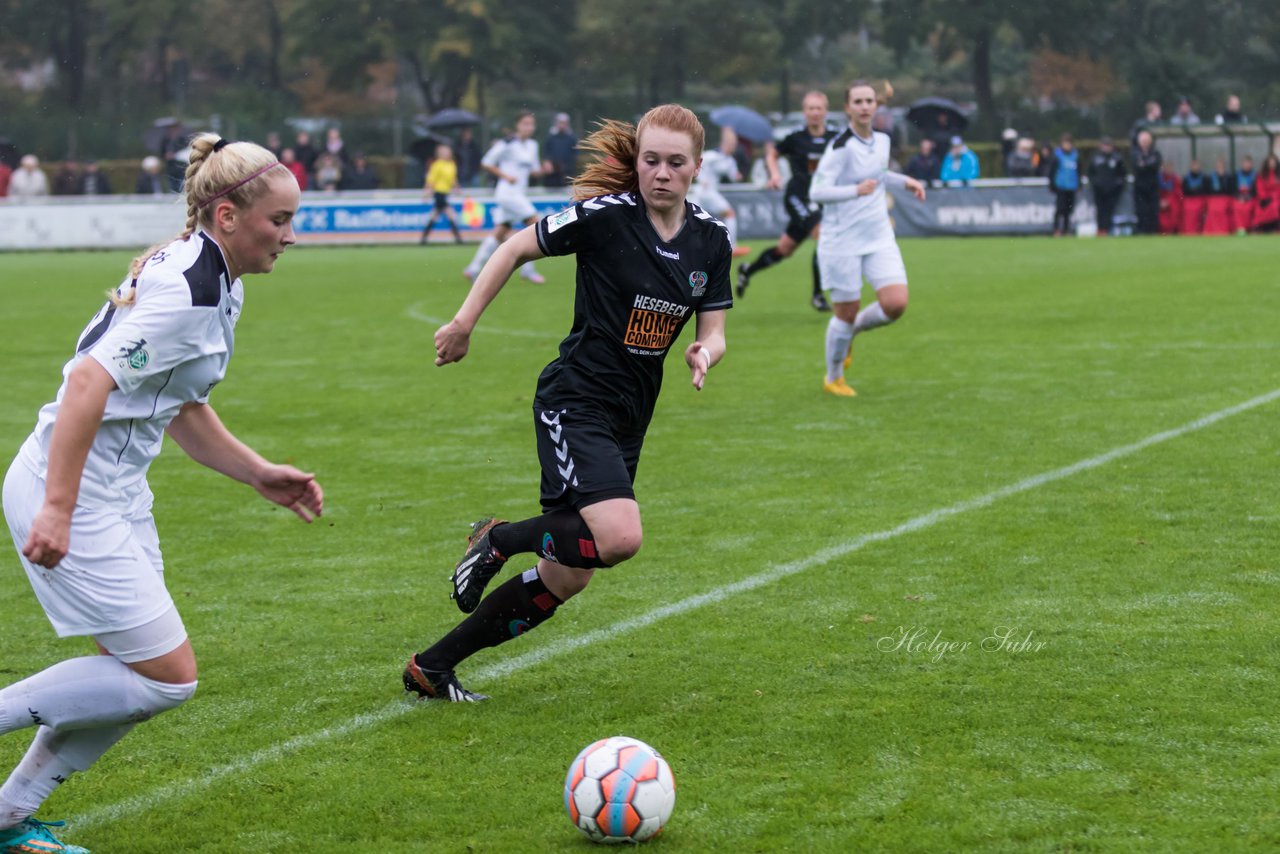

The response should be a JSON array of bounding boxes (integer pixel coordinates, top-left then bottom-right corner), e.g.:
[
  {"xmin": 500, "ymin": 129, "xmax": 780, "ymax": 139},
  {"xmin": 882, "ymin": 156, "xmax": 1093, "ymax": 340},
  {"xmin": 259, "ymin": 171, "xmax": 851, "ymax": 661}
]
[
  {"xmin": 73, "ymin": 388, "xmax": 1280, "ymax": 831},
  {"xmin": 405, "ymin": 301, "xmax": 561, "ymax": 339}
]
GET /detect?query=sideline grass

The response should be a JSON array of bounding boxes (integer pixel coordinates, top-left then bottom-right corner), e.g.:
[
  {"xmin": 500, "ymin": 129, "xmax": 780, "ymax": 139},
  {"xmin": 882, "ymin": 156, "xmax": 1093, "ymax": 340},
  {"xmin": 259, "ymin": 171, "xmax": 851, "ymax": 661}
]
[{"xmin": 1, "ymin": 236, "xmax": 1278, "ymax": 852}]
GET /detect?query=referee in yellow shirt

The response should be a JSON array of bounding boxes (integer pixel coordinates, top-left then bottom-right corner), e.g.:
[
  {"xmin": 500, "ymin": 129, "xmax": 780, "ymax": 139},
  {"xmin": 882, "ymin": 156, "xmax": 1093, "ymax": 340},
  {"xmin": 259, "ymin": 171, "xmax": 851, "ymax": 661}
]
[{"xmin": 420, "ymin": 144, "xmax": 465, "ymax": 244}]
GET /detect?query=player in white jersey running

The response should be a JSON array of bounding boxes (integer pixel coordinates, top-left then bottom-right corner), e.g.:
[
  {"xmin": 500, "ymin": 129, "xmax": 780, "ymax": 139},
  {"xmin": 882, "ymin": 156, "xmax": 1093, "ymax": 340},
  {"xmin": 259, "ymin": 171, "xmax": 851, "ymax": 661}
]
[
  {"xmin": 0, "ymin": 134, "xmax": 323, "ymax": 854},
  {"xmin": 689, "ymin": 127, "xmax": 747, "ymax": 254},
  {"xmin": 809, "ymin": 80, "xmax": 925, "ymax": 398},
  {"xmin": 463, "ymin": 111, "xmax": 547, "ymax": 284}
]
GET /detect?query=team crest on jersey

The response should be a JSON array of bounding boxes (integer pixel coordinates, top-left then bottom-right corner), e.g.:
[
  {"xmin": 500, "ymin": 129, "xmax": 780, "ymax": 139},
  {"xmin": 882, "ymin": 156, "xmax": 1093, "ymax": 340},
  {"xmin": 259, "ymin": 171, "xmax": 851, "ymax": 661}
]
[
  {"xmin": 547, "ymin": 206, "xmax": 578, "ymax": 233},
  {"xmin": 115, "ymin": 338, "xmax": 151, "ymax": 371},
  {"xmin": 688, "ymin": 271, "xmax": 707, "ymax": 296}
]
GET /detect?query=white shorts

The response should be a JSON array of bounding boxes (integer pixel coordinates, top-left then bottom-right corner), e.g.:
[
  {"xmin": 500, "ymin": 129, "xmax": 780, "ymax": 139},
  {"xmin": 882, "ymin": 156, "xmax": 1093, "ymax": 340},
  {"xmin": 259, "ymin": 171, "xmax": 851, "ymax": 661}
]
[
  {"xmin": 690, "ymin": 187, "xmax": 731, "ymax": 217},
  {"xmin": 491, "ymin": 193, "xmax": 538, "ymax": 226},
  {"xmin": 820, "ymin": 244, "xmax": 908, "ymax": 304},
  {"xmin": 4, "ymin": 458, "xmax": 181, "ymax": 640}
]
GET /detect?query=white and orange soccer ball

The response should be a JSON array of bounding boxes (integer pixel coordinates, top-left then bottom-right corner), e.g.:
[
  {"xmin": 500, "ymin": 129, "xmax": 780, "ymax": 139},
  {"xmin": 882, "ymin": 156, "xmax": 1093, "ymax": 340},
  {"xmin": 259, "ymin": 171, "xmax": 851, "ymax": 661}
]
[{"xmin": 563, "ymin": 736, "xmax": 676, "ymax": 843}]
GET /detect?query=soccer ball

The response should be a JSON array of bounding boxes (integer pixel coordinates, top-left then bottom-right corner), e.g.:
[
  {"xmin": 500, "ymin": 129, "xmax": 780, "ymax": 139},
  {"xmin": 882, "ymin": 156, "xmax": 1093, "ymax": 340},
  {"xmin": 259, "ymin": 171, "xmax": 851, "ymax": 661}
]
[{"xmin": 563, "ymin": 736, "xmax": 676, "ymax": 843}]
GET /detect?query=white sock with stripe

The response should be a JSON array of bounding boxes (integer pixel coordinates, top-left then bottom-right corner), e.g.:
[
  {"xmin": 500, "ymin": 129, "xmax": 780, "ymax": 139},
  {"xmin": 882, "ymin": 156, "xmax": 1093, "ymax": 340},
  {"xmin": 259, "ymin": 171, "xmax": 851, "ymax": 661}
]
[
  {"xmin": 853, "ymin": 301, "xmax": 893, "ymax": 334},
  {"xmin": 825, "ymin": 316, "xmax": 855, "ymax": 382},
  {"xmin": 0, "ymin": 723, "xmax": 134, "ymax": 827}
]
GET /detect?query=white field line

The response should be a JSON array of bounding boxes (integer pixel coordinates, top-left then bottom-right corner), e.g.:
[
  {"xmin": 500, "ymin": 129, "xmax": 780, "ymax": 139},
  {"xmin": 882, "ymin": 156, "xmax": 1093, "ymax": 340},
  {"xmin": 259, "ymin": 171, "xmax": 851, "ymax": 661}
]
[
  {"xmin": 72, "ymin": 387, "xmax": 1280, "ymax": 832},
  {"xmin": 405, "ymin": 301, "xmax": 562, "ymax": 339}
]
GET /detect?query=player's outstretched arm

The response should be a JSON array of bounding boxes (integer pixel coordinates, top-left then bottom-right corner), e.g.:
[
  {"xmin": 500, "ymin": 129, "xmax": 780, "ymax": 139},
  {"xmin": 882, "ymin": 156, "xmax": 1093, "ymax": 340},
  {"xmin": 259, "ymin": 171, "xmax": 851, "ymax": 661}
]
[
  {"xmin": 434, "ymin": 226, "xmax": 545, "ymax": 366},
  {"xmin": 165, "ymin": 401, "xmax": 322, "ymax": 522},
  {"xmin": 23, "ymin": 357, "xmax": 114, "ymax": 568},
  {"xmin": 685, "ymin": 310, "xmax": 727, "ymax": 391}
]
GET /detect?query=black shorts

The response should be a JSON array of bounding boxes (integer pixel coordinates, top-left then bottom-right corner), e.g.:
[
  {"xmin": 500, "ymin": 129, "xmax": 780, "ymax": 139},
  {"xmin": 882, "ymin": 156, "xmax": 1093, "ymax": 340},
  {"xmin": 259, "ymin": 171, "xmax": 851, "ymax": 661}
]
[
  {"xmin": 432, "ymin": 192, "xmax": 451, "ymax": 213},
  {"xmin": 784, "ymin": 192, "xmax": 822, "ymax": 243},
  {"xmin": 534, "ymin": 406, "xmax": 643, "ymax": 511}
]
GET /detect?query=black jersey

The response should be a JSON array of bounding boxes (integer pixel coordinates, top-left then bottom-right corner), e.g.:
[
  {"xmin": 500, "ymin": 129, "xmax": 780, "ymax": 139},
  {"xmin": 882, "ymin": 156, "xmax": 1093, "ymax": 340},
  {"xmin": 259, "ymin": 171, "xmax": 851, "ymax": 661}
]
[
  {"xmin": 776, "ymin": 127, "xmax": 837, "ymax": 202},
  {"xmin": 534, "ymin": 192, "xmax": 733, "ymax": 433}
]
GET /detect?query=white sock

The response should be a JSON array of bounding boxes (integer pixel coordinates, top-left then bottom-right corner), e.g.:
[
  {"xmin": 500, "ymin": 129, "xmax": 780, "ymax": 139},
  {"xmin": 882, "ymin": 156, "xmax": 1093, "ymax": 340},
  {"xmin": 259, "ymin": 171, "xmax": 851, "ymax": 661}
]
[
  {"xmin": 465, "ymin": 236, "xmax": 499, "ymax": 275},
  {"xmin": 825, "ymin": 316, "xmax": 855, "ymax": 382},
  {"xmin": 0, "ymin": 656, "xmax": 196, "ymax": 735},
  {"xmin": 723, "ymin": 216, "xmax": 738, "ymax": 249},
  {"xmin": 853, "ymin": 301, "xmax": 893, "ymax": 335},
  {"xmin": 520, "ymin": 260, "xmax": 541, "ymax": 278},
  {"xmin": 0, "ymin": 724, "xmax": 134, "ymax": 827}
]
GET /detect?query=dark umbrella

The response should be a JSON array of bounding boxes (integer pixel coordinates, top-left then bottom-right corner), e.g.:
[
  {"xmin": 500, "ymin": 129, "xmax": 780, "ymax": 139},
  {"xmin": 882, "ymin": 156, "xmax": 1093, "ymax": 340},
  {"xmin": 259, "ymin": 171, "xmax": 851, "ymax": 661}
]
[
  {"xmin": 409, "ymin": 133, "xmax": 452, "ymax": 162},
  {"xmin": 708, "ymin": 105, "xmax": 772, "ymax": 145},
  {"xmin": 142, "ymin": 117, "xmax": 186, "ymax": 156},
  {"xmin": 905, "ymin": 98, "xmax": 969, "ymax": 135},
  {"xmin": 422, "ymin": 108, "xmax": 482, "ymax": 130}
]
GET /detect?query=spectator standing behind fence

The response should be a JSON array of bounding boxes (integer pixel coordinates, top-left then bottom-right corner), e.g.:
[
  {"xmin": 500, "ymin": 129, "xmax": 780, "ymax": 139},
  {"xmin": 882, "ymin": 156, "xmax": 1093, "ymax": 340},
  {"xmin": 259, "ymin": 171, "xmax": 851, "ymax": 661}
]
[
  {"xmin": 905, "ymin": 138, "xmax": 940, "ymax": 183},
  {"xmin": 135, "ymin": 156, "xmax": 167, "ymax": 195},
  {"xmin": 280, "ymin": 148, "xmax": 308, "ymax": 190},
  {"xmin": 1130, "ymin": 130, "xmax": 1162, "ymax": 235},
  {"xmin": 293, "ymin": 131, "xmax": 318, "ymax": 183},
  {"xmin": 0, "ymin": 159, "xmax": 11, "ymax": 198},
  {"xmin": 314, "ymin": 153, "xmax": 342, "ymax": 192},
  {"xmin": 1005, "ymin": 137, "xmax": 1037, "ymax": 177},
  {"xmin": 1215, "ymin": 95, "xmax": 1246, "ymax": 125},
  {"xmin": 9, "ymin": 155, "xmax": 49, "ymax": 201},
  {"xmin": 52, "ymin": 160, "xmax": 81, "ymax": 196},
  {"xmin": 79, "ymin": 161, "xmax": 112, "ymax": 196},
  {"xmin": 938, "ymin": 136, "xmax": 979, "ymax": 183},
  {"xmin": 341, "ymin": 153, "xmax": 380, "ymax": 191},
  {"xmin": 455, "ymin": 127, "xmax": 481, "ymax": 188},
  {"xmin": 1130, "ymin": 101, "xmax": 1162, "ymax": 145},
  {"xmin": 1035, "ymin": 142, "xmax": 1055, "ymax": 177},
  {"xmin": 324, "ymin": 127, "xmax": 351, "ymax": 169},
  {"xmin": 1169, "ymin": 97, "xmax": 1200, "ymax": 126},
  {"xmin": 1048, "ymin": 134, "xmax": 1079, "ymax": 237},
  {"xmin": 542, "ymin": 112, "xmax": 578, "ymax": 188},
  {"xmin": 1087, "ymin": 137, "xmax": 1126, "ymax": 235}
]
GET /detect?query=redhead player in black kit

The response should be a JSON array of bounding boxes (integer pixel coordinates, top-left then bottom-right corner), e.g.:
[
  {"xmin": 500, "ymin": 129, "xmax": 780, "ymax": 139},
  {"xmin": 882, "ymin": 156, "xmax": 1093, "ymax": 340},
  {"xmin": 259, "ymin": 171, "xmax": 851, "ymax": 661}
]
[
  {"xmin": 404, "ymin": 104, "xmax": 732, "ymax": 701},
  {"xmin": 736, "ymin": 90, "xmax": 836, "ymax": 312}
]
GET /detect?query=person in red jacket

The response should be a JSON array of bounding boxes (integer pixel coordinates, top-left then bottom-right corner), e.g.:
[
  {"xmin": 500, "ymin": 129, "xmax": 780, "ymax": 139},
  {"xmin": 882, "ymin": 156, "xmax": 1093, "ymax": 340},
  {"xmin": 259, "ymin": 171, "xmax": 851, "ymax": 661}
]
[
  {"xmin": 1158, "ymin": 160, "xmax": 1182, "ymax": 235},
  {"xmin": 1251, "ymin": 154, "xmax": 1280, "ymax": 232}
]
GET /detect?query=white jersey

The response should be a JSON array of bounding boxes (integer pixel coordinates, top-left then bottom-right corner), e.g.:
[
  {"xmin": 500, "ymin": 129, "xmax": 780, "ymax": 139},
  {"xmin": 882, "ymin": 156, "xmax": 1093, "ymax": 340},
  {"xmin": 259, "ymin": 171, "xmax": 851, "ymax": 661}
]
[
  {"xmin": 696, "ymin": 150, "xmax": 739, "ymax": 190},
  {"xmin": 17, "ymin": 231, "xmax": 242, "ymax": 511},
  {"xmin": 482, "ymin": 136, "xmax": 540, "ymax": 198},
  {"xmin": 810, "ymin": 127, "xmax": 899, "ymax": 256}
]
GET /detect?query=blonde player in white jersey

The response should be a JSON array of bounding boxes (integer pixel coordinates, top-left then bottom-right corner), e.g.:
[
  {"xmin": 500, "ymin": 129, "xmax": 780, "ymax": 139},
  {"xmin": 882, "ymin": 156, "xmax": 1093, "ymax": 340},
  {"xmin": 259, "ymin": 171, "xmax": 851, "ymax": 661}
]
[
  {"xmin": 809, "ymin": 80, "xmax": 926, "ymax": 398},
  {"xmin": 463, "ymin": 111, "xmax": 547, "ymax": 284},
  {"xmin": 0, "ymin": 134, "xmax": 322, "ymax": 854},
  {"xmin": 690, "ymin": 127, "xmax": 746, "ymax": 254}
]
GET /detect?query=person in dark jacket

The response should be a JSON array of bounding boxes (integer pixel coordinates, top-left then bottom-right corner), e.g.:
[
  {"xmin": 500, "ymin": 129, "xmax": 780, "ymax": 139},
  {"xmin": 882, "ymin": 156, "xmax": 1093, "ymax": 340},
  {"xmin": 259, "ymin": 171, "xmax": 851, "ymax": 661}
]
[
  {"xmin": 78, "ymin": 160, "xmax": 112, "ymax": 196},
  {"xmin": 340, "ymin": 152, "xmax": 381, "ymax": 190},
  {"xmin": 1130, "ymin": 130, "xmax": 1162, "ymax": 235},
  {"xmin": 1087, "ymin": 137, "xmax": 1126, "ymax": 235},
  {"xmin": 904, "ymin": 138, "xmax": 940, "ymax": 183}
]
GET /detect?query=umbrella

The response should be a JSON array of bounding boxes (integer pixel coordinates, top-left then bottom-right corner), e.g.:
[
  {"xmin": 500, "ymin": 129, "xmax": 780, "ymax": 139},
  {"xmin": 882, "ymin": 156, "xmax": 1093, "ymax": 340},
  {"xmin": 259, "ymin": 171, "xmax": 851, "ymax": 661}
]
[
  {"xmin": 142, "ymin": 117, "xmax": 187, "ymax": 156},
  {"xmin": 409, "ymin": 132, "xmax": 452, "ymax": 162},
  {"xmin": 905, "ymin": 97, "xmax": 969, "ymax": 135},
  {"xmin": 423, "ymin": 108, "xmax": 482, "ymax": 130},
  {"xmin": 708, "ymin": 105, "xmax": 772, "ymax": 145}
]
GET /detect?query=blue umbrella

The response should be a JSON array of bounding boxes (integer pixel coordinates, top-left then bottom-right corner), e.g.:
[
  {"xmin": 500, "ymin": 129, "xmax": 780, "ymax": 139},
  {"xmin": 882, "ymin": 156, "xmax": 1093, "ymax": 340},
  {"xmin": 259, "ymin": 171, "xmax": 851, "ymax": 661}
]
[{"xmin": 709, "ymin": 105, "xmax": 772, "ymax": 145}]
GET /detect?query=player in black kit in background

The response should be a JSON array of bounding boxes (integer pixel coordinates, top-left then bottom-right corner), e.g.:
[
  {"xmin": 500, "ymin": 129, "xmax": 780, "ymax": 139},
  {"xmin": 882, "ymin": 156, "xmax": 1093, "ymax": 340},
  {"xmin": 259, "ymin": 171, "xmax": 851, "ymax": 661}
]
[
  {"xmin": 404, "ymin": 104, "xmax": 732, "ymax": 702},
  {"xmin": 736, "ymin": 90, "xmax": 835, "ymax": 312}
]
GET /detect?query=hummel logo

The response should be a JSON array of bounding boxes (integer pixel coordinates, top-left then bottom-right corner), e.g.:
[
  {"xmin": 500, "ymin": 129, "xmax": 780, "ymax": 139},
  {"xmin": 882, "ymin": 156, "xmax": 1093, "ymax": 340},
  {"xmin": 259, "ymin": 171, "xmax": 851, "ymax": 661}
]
[{"xmin": 655, "ymin": 246, "xmax": 680, "ymax": 260}]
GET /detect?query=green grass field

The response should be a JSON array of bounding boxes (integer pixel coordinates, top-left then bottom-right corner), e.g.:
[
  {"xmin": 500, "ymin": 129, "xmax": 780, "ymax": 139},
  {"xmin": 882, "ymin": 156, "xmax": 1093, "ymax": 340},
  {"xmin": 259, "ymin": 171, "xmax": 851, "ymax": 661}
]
[{"xmin": 1, "ymin": 235, "xmax": 1278, "ymax": 852}]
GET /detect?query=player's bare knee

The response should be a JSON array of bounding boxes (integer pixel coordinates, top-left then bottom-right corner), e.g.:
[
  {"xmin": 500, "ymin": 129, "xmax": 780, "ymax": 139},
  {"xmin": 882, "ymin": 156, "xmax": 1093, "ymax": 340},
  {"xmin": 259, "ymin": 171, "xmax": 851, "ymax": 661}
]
[{"xmin": 598, "ymin": 530, "xmax": 642, "ymax": 565}]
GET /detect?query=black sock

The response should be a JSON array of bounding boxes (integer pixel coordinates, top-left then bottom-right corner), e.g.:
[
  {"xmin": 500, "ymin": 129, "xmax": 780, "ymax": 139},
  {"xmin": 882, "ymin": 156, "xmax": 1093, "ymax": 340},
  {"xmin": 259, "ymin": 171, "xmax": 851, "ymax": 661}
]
[
  {"xmin": 745, "ymin": 247, "xmax": 783, "ymax": 277},
  {"xmin": 416, "ymin": 568, "xmax": 562, "ymax": 671},
  {"xmin": 811, "ymin": 250, "xmax": 823, "ymax": 296},
  {"xmin": 489, "ymin": 509, "xmax": 607, "ymax": 568}
]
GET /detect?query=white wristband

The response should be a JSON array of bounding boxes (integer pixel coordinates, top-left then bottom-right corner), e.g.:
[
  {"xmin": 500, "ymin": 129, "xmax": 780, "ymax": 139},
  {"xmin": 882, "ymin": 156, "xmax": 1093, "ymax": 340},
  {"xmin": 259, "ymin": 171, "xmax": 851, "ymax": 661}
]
[{"xmin": 699, "ymin": 348, "xmax": 712, "ymax": 370}]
